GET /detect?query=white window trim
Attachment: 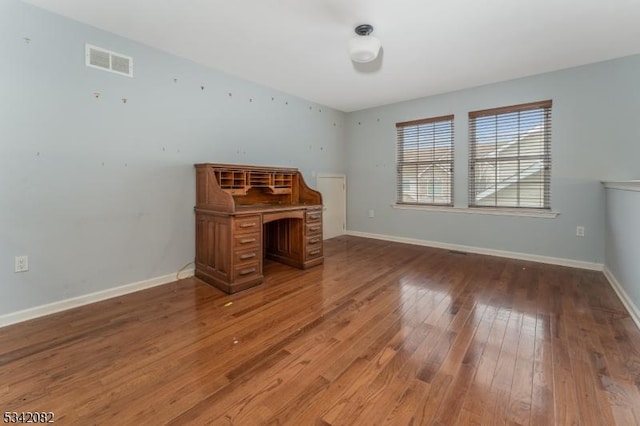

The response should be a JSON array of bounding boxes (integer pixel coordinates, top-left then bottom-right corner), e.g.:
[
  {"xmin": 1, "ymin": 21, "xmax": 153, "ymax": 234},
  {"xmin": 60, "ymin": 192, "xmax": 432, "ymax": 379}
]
[{"xmin": 392, "ymin": 203, "xmax": 559, "ymax": 218}]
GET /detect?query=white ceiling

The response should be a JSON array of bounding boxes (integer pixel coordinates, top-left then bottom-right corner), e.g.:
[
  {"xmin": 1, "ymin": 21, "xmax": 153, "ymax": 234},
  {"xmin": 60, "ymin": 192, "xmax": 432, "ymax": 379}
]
[{"xmin": 23, "ymin": 0, "xmax": 640, "ymax": 112}]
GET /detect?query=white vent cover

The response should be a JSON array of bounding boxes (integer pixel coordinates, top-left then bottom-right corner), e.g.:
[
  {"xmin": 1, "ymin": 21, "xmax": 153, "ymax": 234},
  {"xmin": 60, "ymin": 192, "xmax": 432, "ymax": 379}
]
[{"xmin": 85, "ymin": 44, "xmax": 133, "ymax": 77}]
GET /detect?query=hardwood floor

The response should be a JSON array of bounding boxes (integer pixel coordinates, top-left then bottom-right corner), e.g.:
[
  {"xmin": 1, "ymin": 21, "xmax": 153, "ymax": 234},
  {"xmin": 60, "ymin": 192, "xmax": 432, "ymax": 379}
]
[{"xmin": 1, "ymin": 235, "xmax": 640, "ymax": 425}]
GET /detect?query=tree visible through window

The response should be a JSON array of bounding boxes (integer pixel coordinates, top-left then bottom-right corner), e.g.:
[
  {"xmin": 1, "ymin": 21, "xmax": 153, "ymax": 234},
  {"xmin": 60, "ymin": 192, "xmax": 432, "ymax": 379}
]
[
  {"xmin": 396, "ymin": 115, "xmax": 454, "ymax": 206},
  {"xmin": 468, "ymin": 100, "xmax": 552, "ymax": 209}
]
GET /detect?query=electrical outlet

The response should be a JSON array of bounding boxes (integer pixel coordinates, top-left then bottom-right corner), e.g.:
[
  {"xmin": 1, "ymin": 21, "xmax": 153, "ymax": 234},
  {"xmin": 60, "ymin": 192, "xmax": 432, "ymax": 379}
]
[
  {"xmin": 368, "ymin": 209, "xmax": 375, "ymax": 218},
  {"xmin": 15, "ymin": 255, "xmax": 28, "ymax": 272},
  {"xmin": 576, "ymin": 226, "xmax": 585, "ymax": 237}
]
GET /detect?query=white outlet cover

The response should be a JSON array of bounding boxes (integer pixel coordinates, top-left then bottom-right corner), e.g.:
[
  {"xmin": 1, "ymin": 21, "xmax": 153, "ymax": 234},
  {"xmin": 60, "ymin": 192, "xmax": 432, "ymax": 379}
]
[{"xmin": 15, "ymin": 255, "xmax": 28, "ymax": 272}]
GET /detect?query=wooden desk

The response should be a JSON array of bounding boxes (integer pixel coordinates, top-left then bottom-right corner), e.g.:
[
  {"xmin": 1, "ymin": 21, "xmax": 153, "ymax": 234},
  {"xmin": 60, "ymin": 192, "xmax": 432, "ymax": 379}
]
[{"xmin": 194, "ymin": 164, "xmax": 323, "ymax": 293}]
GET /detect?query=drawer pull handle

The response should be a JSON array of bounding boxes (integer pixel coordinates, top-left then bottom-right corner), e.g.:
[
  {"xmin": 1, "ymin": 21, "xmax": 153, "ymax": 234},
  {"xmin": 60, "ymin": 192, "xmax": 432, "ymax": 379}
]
[
  {"xmin": 239, "ymin": 222, "xmax": 256, "ymax": 228},
  {"xmin": 309, "ymin": 226, "xmax": 320, "ymax": 232},
  {"xmin": 239, "ymin": 238, "xmax": 256, "ymax": 244},
  {"xmin": 239, "ymin": 267, "xmax": 256, "ymax": 276},
  {"xmin": 308, "ymin": 214, "xmax": 320, "ymax": 220},
  {"xmin": 239, "ymin": 253, "xmax": 256, "ymax": 260},
  {"xmin": 309, "ymin": 238, "xmax": 320, "ymax": 244},
  {"xmin": 309, "ymin": 250, "xmax": 321, "ymax": 255}
]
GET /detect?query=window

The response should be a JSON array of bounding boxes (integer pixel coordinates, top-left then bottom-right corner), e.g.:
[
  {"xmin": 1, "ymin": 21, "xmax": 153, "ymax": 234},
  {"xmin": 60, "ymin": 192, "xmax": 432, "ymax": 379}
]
[
  {"xmin": 396, "ymin": 115, "xmax": 454, "ymax": 206},
  {"xmin": 468, "ymin": 100, "xmax": 551, "ymax": 209}
]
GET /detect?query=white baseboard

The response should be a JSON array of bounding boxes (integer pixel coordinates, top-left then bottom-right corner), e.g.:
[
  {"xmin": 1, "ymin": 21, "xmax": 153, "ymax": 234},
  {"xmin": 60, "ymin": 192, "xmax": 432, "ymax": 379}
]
[
  {"xmin": 346, "ymin": 230, "xmax": 603, "ymax": 271},
  {"xmin": 0, "ymin": 268, "xmax": 195, "ymax": 329},
  {"xmin": 603, "ymin": 266, "xmax": 640, "ymax": 330}
]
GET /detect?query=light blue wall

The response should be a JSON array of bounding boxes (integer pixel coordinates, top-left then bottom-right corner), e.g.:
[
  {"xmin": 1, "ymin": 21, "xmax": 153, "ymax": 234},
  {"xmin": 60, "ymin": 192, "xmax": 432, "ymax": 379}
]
[
  {"xmin": 605, "ymin": 188, "xmax": 640, "ymax": 311},
  {"xmin": 345, "ymin": 55, "xmax": 640, "ymax": 264},
  {"xmin": 0, "ymin": 0, "xmax": 346, "ymax": 315}
]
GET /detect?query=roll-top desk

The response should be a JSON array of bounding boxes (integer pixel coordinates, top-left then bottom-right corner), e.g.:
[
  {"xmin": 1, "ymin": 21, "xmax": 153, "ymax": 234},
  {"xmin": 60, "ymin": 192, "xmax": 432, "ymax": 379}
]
[{"xmin": 194, "ymin": 163, "xmax": 323, "ymax": 293}]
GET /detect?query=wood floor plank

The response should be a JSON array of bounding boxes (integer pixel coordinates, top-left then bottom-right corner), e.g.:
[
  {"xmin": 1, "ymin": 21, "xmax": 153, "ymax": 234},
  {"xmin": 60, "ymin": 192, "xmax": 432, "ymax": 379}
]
[
  {"xmin": 504, "ymin": 266, "xmax": 537, "ymax": 426},
  {"xmin": 1, "ymin": 236, "xmax": 640, "ymax": 425},
  {"xmin": 481, "ymin": 309, "xmax": 520, "ymax": 425},
  {"xmin": 549, "ymin": 268, "xmax": 584, "ymax": 426},
  {"xmin": 460, "ymin": 262, "xmax": 516, "ymax": 422},
  {"xmin": 531, "ymin": 311, "xmax": 555, "ymax": 426}
]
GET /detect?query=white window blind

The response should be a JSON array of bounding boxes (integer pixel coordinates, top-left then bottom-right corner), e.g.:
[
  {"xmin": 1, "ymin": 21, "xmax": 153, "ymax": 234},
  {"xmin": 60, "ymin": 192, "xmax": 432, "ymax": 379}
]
[
  {"xmin": 469, "ymin": 100, "xmax": 552, "ymax": 209},
  {"xmin": 396, "ymin": 115, "xmax": 454, "ymax": 206}
]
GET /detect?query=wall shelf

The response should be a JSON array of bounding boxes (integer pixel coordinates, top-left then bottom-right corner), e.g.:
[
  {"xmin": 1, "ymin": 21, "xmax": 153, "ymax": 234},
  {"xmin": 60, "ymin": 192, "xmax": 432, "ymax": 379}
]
[{"xmin": 602, "ymin": 180, "xmax": 640, "ymax": 192}]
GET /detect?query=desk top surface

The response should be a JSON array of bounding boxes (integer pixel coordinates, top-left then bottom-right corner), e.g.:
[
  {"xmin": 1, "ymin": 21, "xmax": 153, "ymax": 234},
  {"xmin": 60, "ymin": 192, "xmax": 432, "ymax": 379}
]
[{"xmin": 196, "ymin": 203, "xmax": 321, "ymax": 215}]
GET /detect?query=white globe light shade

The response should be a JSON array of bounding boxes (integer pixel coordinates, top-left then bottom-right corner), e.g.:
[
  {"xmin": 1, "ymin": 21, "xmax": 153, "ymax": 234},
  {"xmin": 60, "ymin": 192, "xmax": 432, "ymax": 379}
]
[{"xmin": 349, "ymin": 35, "xmax": 381, "ymax": 63}]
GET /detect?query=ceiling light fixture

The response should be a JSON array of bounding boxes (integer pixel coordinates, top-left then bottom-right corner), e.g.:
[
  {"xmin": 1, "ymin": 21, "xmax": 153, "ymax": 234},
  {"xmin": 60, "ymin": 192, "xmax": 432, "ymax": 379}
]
[{"xmin": 349, "ymin": 24, "xmax": 381, "ymax": 64}]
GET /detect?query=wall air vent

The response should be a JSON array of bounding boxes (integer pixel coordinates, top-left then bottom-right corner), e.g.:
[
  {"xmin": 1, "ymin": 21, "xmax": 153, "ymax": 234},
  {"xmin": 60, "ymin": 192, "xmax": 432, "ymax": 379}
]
[{"xmin": 85, "ymin": 44, "xmax": 133, "ymax": 77}]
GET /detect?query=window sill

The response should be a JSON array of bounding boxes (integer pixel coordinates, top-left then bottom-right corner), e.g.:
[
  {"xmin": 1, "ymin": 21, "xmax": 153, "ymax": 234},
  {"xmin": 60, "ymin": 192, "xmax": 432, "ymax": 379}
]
[{"xmin": 391, "ymin": 204, "xmax": 560, "ymax": 218}]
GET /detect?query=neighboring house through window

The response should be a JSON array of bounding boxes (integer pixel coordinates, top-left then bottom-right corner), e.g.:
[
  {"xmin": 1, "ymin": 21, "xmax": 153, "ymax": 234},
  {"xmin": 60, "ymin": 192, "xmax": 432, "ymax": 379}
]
[
  {"xmin": 396, "ymin": 115, "xmax": 454, "ymax": 206},
  {"xmin": 468, "ymin": 100, "xmax": 552, "ymax": 209}
]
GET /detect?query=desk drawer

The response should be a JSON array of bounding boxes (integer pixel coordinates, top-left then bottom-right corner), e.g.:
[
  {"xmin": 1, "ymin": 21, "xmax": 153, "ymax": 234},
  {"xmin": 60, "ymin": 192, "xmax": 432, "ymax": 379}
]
[
  {"xmin": 234, "ymin": 262, "xmax": 261, "ymax": 281},
  {"xmin": 234, "ymin": 248, "xmax": 259, "ymax": 265},
  {"xmin": 306, "ymin": 210, "xmax": 322, "ymax": 223},
  {"xmin": 234, "ymin": 233, "xmax": 260, "ymax": 249},
  {"xmin": 306, "ymin": 247, "xmax": 323, "ymax": 261},
  {"xmin": 234, "ymin": 216, "xmax": 261, "ymax": 233},
  {"xmin": 306, "ymin": 235, "xmax": 322, "ymax": 247},
  {"xmin": 306, "ymin": 223, "xmax": 322, "ymax": 236}
]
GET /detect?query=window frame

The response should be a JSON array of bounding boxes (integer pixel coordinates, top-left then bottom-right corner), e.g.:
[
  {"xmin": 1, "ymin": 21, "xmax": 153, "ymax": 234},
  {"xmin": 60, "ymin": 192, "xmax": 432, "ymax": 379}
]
[
  {"xmin": 468, "ymin": 100, "xmax": 552, "ymax": 210},
  {"xmin": 396, "ymin": 114, "xmax": 455, "ymax": 207}
]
